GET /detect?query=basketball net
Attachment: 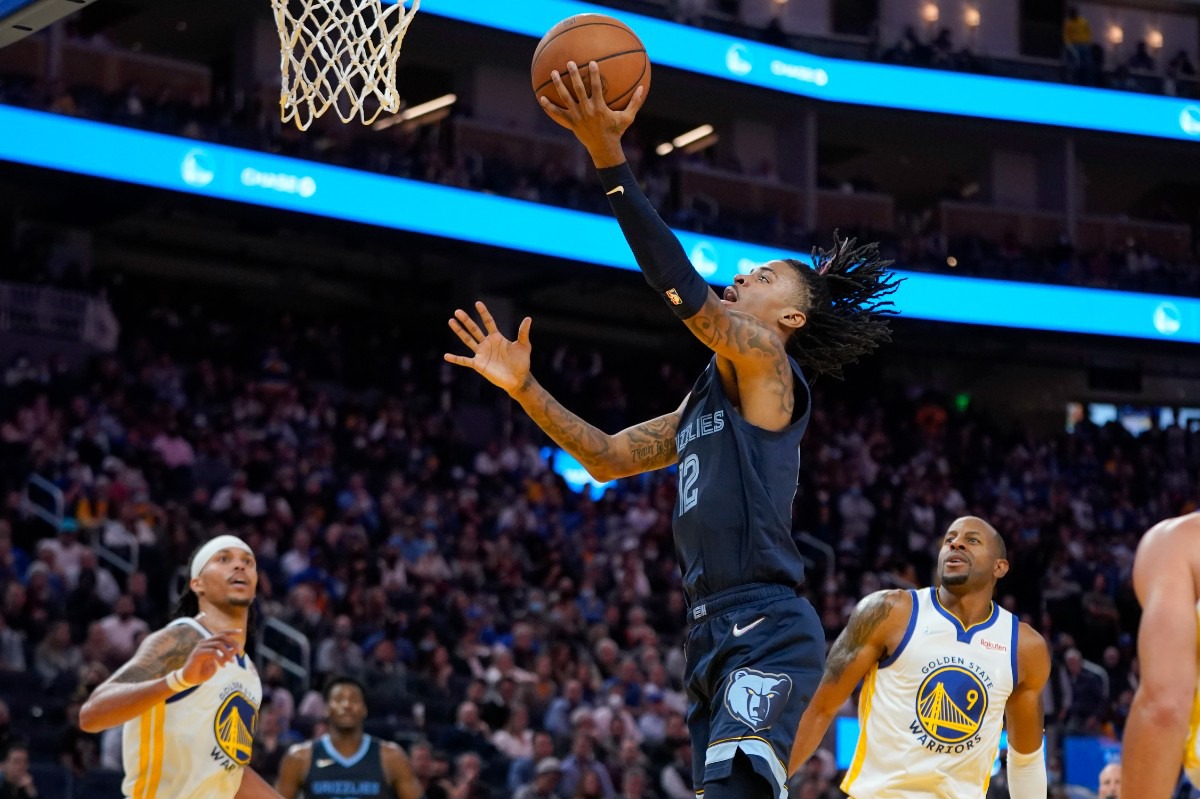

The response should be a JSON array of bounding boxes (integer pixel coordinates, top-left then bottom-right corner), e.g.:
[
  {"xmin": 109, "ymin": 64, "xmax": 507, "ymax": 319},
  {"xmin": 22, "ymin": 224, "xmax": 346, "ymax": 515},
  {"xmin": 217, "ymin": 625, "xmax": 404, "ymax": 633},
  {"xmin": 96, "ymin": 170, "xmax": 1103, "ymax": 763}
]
[{"xmin": 272, "ymin": 0, "xmax": 419, "ymax": 131}]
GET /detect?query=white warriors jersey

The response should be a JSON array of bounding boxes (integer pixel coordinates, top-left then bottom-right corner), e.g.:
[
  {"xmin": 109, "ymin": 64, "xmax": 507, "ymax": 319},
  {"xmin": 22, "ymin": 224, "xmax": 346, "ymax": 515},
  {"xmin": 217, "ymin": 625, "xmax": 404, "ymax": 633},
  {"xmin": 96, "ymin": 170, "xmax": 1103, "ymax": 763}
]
[
  {"xmin": 842, "ymin": 587, "xmax": 1018, "ymax": 799},
  {"xmin": 1184, "ymin": 602, "xmax": 1200, "ymax": 786},
  {"xmin": 122, "ymin": 618, "xmax": 262, "ymax": 799}
]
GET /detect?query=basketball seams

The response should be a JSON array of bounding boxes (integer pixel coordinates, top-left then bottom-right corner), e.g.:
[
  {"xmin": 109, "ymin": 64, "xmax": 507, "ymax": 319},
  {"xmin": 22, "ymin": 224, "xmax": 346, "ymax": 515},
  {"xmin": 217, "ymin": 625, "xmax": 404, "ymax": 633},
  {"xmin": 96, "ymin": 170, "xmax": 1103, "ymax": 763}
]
[
  {"xmin": 606, "ymin": 60, "xmax": 650, "ymax": 106},
  {"xmin": 532, "ymin": 21, "xmax": 639, "ymax": 62},
  {"xmin": 532, "ymin": 49, "xmax": 648, "ymax": 95}
]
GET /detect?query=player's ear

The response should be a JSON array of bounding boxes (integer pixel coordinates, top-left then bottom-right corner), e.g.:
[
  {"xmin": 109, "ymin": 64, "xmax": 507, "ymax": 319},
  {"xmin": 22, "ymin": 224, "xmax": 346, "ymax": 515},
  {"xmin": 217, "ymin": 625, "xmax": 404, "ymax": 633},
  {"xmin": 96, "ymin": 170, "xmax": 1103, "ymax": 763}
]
[
  {"xmin": 993, "ymin": 559, "xmax": 1010, "ymax": 580},
  {"xmin": 779, "ymin": 306, "xmax": 807, "ymax": 331}
]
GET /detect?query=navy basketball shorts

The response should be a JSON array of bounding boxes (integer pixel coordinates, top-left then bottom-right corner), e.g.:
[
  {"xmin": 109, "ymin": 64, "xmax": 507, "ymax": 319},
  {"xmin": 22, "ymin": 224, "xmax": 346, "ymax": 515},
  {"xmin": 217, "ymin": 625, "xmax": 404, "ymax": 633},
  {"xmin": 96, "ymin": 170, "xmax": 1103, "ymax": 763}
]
[{"xmin": 684, "ymin": 583, "xmax": 825, "ymax": 799}]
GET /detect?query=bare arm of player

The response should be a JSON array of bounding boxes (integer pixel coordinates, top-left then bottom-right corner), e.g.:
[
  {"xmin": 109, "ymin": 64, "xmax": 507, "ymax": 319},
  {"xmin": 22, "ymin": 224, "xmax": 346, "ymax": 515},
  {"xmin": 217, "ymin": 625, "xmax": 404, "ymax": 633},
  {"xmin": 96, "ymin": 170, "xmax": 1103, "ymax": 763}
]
[
  {"xmin": 445, "ymin": 301, "xmax": 683, "ymax": 481},
  {"xmin": 788, "ymin": 590, "xmax": 912, "ymax": 777},
  {"xmin": 1004, "ymin": 623, "xmax": 1050, "ymax": 755},
  {"xmin": 274, "ymin": 743, "xmax": 312, "ymax": 799},
  {"xmin": 1002, "ymin": 623, "xmax": 1050, "ymax": 799},
  {"xmin": 1123, "ymin": 519, "xmax": 1199, "ymax": 799},
  {"xmin": 79, "ymin": 625, "xmax": 241, "ymax": 732},
  {"xmin": 382, "ymin": 741, "xmax": 424, "ymax": 799},
  {"xmin": 234, "ymin": 767, "xmax": 286, "ymax": 799}
]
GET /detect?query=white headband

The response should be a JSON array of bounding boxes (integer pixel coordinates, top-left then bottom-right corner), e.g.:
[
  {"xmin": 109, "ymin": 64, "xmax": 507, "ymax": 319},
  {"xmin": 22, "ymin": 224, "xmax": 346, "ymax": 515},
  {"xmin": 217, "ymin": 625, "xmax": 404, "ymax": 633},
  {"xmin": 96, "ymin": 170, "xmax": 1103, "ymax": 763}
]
[{"xmin": 191, "ymin": 535, "xmax": 254, "ymax": 580}]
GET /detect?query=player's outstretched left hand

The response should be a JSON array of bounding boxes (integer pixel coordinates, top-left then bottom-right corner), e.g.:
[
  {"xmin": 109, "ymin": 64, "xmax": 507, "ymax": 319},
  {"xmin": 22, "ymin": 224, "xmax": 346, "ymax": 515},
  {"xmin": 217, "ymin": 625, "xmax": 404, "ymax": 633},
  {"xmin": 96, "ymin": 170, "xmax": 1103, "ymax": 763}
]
[
  {"xmin": 539, "ymin": 60, "xmax": 646, "ymax": 166},
  {"xmin": 445, "ymin": 301, "xmax": 533, "ymax": 395}
]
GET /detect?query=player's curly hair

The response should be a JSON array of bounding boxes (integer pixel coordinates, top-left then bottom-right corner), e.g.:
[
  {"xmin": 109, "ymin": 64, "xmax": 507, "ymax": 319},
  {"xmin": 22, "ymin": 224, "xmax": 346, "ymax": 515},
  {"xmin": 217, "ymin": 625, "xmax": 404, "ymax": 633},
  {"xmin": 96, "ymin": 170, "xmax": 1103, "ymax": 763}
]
[{"xmin": 782, "ymin": 234, "xmax": 903, "ymax": 381}]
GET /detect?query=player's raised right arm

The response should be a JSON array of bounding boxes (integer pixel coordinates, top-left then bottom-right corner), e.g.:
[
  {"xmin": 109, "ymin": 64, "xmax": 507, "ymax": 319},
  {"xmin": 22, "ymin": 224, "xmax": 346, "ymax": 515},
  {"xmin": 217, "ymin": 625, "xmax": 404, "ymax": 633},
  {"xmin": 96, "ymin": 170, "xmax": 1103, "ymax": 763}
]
[
  {"xmin": 446, "ymin": 302, "xmax": 682, "ymax": 481},
  {"xmin": 79, "ymin": 625, "xmax": 240, "ymax": 732},
  {"xmin": 788, "ymin": 590, "xmax": 911, "ymax": 778}
]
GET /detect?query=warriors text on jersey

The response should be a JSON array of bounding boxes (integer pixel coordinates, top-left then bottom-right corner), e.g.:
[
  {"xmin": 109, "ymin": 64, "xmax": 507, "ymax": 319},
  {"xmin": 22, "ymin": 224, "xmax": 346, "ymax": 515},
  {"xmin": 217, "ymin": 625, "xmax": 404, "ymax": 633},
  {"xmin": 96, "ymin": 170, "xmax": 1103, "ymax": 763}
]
[
  {"xmin": 842, "ymin": 588, "xmax": 1018, "ymax": 799},
  {"xmin": 304, "ymin": 734, "xmax": 388, "ymax": 799},
  {"xmin": 673, "ymin": 356, "xmax": 810, "ymax": 602},
  {"xmin": 122, "ymin": 618, "xmax": 262, "ymax": 799}
]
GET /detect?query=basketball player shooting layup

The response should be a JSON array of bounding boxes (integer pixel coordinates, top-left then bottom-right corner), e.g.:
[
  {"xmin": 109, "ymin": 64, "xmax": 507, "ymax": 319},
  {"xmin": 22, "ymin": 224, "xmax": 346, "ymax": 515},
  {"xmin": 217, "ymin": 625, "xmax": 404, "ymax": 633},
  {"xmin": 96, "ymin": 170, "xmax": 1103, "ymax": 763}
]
[
  {"xmin": 446, "ymin": 60, "xmax": 900, "ymax": 799},
  {"xmin": 788, "ymin": 516, "xmax": 1051, "ymax": 799},
  {"xmin": 79, "ymin": 535, "xmax": 281, "ymax": 799},
  {"xmin": 1123, "ymin": 512, "xmax": 1200, "ymax": 798}
]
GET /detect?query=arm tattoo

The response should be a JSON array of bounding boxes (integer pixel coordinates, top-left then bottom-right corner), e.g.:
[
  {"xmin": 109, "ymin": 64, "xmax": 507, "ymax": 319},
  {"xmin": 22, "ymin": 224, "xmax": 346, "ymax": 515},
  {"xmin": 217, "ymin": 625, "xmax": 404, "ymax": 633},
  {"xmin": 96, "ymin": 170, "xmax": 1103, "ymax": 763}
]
[
  {"xmin": 518, "ymin": 385, "xmax": 614, "ymax": 475},
  {"xmin": 111, "ymin": 625, "xmax": 202, "ymax": 684},
  {"xmin": 684, "ymin": 295, "xmax": 794, "ymax": 417},
  {"xmin": 624, "ymin": 414, "xmax": 679, "ymax": 467},
  {"xmin": 684, "ymin": 295, "xmax": 785, "ymax": 361},
  {"xmin": 822, "ymin": 592, "xmax": 896, "ymax": 683},
  {"xmin": 515, "ymin": 381, "xmax": 680, "ymax": 478}
]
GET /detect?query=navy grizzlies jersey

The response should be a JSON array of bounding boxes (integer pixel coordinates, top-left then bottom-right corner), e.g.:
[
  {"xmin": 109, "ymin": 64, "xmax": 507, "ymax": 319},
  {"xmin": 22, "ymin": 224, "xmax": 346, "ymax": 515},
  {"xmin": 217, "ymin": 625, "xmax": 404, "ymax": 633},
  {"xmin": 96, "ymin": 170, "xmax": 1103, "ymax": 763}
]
[
  {"xmin": 673, "ymin": 355, "xmax": 811, "ymax": 600},
  {"xmin": 304, "ymin": 734, "xmax": 387, "ymax": 799}
]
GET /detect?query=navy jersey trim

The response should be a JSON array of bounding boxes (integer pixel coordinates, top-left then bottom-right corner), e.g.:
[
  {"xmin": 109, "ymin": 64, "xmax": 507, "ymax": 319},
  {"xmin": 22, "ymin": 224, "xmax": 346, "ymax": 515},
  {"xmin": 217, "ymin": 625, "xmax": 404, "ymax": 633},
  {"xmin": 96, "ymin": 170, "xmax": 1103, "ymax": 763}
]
[
  {"xmin": 1009, "ymin": 617, "xmax": 1020, "ymax": 686},
  {"xmin": 929, "ymin": 588, "xmax": 1000, "ymax": 643},
  {"xmin": 710, "ymin": 357, "xmax": 811, "ymax": 441},
  {"xmin": 165, "ymin": 685, "xmax": 200, "ymax": 705},
  {"xmin": 319, "ymin": 734, "xmax": 372, "ymax": 768},
  {"xmin": 879, "ymin": 589, "xmax": 919, "ymax": 668}
]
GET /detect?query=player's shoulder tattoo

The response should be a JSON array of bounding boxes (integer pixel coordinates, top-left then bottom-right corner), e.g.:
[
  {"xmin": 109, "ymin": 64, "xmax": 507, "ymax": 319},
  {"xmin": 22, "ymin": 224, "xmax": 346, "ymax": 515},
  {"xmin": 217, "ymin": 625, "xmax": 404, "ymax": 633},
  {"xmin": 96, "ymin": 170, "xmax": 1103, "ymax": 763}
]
[
  {"xmin": 824, "ymin": 590, "xmax": 908, "ymax": 682},
  {"xmin": 110, "ymin": 622, "xmax": 203, "ymax": 684}
]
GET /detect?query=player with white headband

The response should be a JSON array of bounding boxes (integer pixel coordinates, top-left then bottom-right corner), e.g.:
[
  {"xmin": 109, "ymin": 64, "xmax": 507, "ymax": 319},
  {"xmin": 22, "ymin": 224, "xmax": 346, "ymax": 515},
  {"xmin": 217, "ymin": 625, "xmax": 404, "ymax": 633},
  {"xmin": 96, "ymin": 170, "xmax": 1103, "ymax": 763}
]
[{"xmin": 80, "ymin": 535, "xmax": 283, "ymax": 799}]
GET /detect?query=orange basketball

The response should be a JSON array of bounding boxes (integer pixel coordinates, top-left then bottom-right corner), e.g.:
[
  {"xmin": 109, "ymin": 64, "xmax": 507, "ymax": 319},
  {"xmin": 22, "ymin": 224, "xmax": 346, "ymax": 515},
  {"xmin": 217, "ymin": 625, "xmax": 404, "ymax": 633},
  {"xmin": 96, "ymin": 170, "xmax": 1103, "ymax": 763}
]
[{"xmin": 531, "ymin": 14, "xmax": 651, "ymax": 122}]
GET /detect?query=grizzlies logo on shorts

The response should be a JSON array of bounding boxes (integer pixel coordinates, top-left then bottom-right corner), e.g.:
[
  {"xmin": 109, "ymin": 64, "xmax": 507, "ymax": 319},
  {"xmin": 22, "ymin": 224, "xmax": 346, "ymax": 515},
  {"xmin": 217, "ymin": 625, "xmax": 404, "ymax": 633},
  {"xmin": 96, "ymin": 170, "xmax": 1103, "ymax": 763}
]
[{"xmin": 724, "ymin": 668, "xmax": 793, "ymax": 732}]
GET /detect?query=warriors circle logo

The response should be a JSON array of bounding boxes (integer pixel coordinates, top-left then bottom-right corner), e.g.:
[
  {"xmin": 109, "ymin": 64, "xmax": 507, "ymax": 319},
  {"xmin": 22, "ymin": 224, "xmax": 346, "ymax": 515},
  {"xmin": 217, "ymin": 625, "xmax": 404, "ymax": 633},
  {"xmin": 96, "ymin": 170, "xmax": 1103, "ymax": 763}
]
[
  {"xmin": 214, "ymin": 692, "xmax": 258, "ymax": 766},
  {"xmin": 723, "ymin": 668, "xmax": 792, "ymax": 732},
  {"xmin": 915, "ymin": 666, "xmax": 987, "ymax": 744}
]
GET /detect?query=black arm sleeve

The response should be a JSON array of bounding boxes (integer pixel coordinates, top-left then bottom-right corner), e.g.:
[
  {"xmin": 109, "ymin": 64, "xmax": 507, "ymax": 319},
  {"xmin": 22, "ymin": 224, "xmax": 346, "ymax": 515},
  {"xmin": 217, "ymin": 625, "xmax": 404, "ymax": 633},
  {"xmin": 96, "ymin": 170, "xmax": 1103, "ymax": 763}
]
[{"xmin": 596, "ymin": 162, "xmax": 712, "ymax": 319}]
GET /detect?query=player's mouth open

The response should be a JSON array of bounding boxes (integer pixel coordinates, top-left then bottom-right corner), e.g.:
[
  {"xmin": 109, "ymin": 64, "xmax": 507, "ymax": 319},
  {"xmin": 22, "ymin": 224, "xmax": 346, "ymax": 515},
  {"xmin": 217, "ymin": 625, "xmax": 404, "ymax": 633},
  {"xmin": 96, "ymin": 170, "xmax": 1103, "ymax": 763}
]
[
  {"xmin": 946, "ymin": 555, "xmax": 968, "ymax": 565},
  {"xmin": 723, "ymin": 287, "xmax": 737, "ymax": 302}
]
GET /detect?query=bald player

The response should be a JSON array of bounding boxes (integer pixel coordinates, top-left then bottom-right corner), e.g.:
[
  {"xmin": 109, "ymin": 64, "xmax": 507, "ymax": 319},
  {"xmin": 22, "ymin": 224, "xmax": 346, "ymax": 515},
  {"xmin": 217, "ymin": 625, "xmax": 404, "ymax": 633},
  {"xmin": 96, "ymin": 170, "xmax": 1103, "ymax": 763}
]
[{"xmin": 788, "ymin": 516, "xmax": 1051, "ymax": 799}]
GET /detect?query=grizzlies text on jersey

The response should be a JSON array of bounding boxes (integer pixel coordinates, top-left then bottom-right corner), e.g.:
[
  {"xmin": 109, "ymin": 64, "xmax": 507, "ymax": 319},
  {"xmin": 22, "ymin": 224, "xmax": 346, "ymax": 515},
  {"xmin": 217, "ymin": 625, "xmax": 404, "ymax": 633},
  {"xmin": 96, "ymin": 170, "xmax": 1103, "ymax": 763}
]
[
  {"xmin": 304, "ymin": 734, "xmax": 388, "ymax": 799},
  {"xmin": 673, "ymin": 355, "xmax": 811, "ymax": 603}
]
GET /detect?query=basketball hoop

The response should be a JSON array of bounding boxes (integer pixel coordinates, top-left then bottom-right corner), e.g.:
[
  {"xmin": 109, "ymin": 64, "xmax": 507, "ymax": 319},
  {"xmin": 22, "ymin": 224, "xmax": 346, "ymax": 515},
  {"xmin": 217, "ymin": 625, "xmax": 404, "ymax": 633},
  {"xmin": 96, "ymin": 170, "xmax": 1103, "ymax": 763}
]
[{"xmin": 271, "ymin": 0, "xmax": 419, "ymax": 131}]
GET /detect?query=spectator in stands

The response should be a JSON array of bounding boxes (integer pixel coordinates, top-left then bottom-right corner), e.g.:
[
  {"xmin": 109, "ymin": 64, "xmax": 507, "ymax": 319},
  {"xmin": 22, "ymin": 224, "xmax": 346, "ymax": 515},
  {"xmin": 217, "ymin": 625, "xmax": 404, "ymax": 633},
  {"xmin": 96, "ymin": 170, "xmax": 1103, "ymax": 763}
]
[
  {"xmin": 0, "ymin": 614, "xmax": 24, "ymax": 673},
  {"xmin": 1060, "ymin": 647, "xmax": 1108, "ymax": 733},
  {"xmin": 449, "ymin": 751, "xmax": 494, "ymax": 799},
  {"xmin": 492, "ymin": 704, "xmax": 535, "ymax": 760},
  {"xmin": 32, "ymin": 619, "xmax": 81, "ymax": 689},
  {"xmin": 1097, "ymin": 761, "xmax": 1120, "ymax": 799},
  {"xmin": 1128, "ymin": 41, "xmax": 1155, "ymax": 72},
  {"xmin": 410, "ymin": 742, "xmax": 450, "ymax": 799},
  {"xmin": 545, "ymin": 680, "xmax": 588, "ymax": 738},
  {"xmin": 439, "ymin": 701, "xmax": 495, "ymax": 762},
  {"xmin": 1063, "ymin": 7, "xmax": 1095, "ymax": 83},
  {"xmin": 515, "ymin": 757, "xmax": 564, "ymax": 799},
  {"xmin": 560, "ymin": 733, "xmax": 613, "ymax": 799},
  {"xmin": 0, "ymin": 741, "xmax": 36, "ymax": 799},
  {"xmin": 93, "ymin": 593, "xmax": 147, "ymax": 664},
  {"xmin": 659, "ymin": 737, "xmax": 694, "ymax": 799},
  {"xmin": 1168, "ymin": 49, "xmax": 1197, "ymax": 79},
  {"xmin": 315, "ymin": 614, "xmax": 366, "ymax": 681},
  {"xmin": 509, "ymin": 730, "xmax": 556, "ymax": 794}
]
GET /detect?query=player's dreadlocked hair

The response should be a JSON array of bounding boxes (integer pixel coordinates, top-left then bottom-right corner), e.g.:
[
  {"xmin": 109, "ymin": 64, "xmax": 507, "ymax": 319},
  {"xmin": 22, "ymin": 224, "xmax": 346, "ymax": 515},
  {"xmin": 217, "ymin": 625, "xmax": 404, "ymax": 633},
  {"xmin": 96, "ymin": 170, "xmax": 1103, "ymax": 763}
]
[{"xmin": 781, "ymin": 234, "xmax": 902, "ymax": 381}]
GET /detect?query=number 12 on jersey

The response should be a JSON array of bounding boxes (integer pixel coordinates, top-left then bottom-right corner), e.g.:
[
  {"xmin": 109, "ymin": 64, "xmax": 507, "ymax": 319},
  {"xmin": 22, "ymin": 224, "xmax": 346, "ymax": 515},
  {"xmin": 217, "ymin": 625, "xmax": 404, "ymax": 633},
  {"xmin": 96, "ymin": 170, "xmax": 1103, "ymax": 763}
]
[{"xmin": 679, "ymin": 453, "xmax": 700, "ymax": 514}]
